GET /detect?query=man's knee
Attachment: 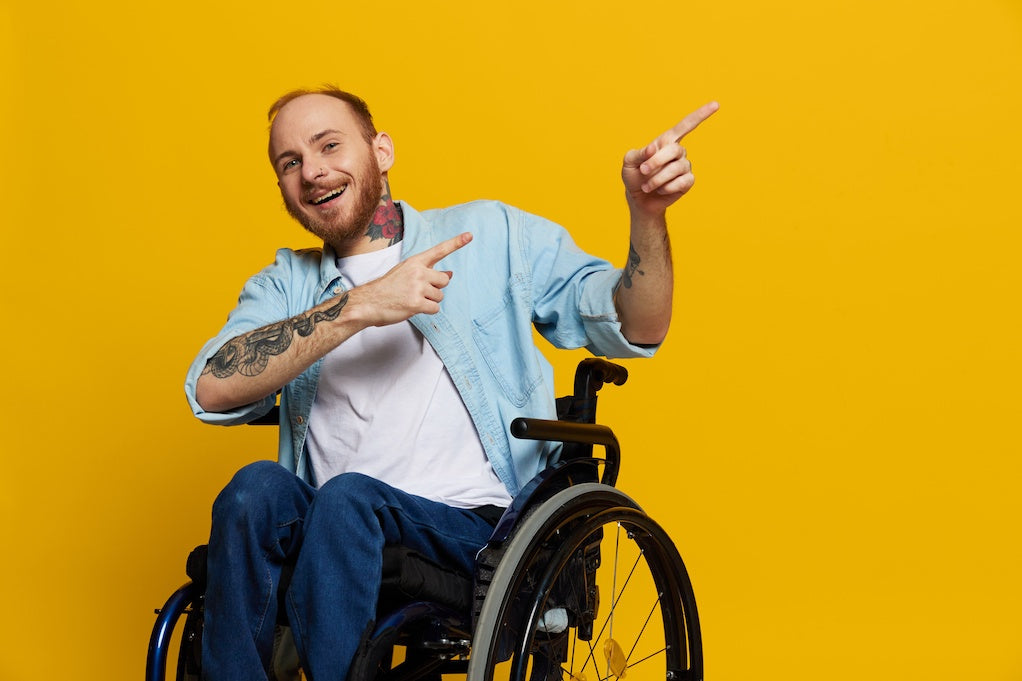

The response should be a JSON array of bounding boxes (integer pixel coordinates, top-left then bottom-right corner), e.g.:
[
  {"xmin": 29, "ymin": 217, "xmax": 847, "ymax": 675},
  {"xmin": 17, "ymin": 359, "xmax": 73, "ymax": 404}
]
[
  {"xmin": 307, "ymin": 473, "xmax": 413, "ymax": 538},
  {"xmin": 212, "ymin": 460, "xmax": 297, "ymax": 525},
  {"xmin": 313, "ymin": 472, "xmax": 386, "ymax": 515}
]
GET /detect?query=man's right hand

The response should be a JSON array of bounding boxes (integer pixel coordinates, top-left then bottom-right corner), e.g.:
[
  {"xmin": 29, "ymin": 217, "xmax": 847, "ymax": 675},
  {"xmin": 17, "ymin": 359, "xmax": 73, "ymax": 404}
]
[
  {"xmin": 352, "ymin": 232, "xmax": 473, "ymax": 327},
  {"xmin": 196, "ymin": 232, "xmax": 473, "ymax": 413}
]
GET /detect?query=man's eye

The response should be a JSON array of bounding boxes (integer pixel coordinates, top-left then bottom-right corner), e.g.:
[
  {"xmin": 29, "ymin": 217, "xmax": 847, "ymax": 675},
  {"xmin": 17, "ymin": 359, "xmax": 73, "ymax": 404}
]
[
  {"xmin": 324, "ymin": 142, "xmax": 338, "ymax": 151},
  {"xmin": 282, "ymin": 158, "xmax": 300, "ymax": 171}
]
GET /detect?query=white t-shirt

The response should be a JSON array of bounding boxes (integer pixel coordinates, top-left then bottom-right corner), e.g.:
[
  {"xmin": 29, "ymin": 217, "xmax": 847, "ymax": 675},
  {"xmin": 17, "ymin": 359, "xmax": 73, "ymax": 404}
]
[{"xmin": 305, "ymin": 243, "xmax": 513, "ymax": 508}]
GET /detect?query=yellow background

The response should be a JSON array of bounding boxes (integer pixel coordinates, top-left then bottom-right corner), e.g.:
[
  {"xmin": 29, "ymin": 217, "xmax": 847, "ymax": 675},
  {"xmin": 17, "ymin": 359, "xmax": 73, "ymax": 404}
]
[{"xmin": 2, "ymin": 0, "xmax": 1020, "ymax": 679}]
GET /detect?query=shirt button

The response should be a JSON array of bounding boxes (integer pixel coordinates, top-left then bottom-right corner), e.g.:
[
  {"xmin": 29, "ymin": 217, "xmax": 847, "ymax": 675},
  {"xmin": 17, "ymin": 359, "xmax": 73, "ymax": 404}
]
[{"xmin": 296, "ymin": 416, "xmax": 304, "ymax": 425}]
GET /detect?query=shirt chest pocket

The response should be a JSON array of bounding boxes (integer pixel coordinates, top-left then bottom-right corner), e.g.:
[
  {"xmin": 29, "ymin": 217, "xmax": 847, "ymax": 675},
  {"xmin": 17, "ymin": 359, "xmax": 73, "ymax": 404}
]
[{"xmin": 471, "ymin": 287, "xmax": 544, "ymax": 408}]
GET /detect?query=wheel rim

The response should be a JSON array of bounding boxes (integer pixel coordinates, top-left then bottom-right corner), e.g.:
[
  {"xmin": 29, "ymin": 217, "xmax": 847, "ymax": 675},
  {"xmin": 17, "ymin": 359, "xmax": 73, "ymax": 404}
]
[{"xmin": 506, "ymin": 507, "xmax": 699, "ymax": 681}]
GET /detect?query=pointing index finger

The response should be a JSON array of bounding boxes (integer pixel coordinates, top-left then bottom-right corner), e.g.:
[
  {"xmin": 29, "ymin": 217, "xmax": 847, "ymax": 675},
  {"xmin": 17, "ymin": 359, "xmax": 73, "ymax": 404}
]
[
  {"xmin": 420, "ymin": 232, "xmax": 473, "ymax": 267},
  {"xmin": 669, "ymin": 100, "xmax": 720, "ymax": 143}
]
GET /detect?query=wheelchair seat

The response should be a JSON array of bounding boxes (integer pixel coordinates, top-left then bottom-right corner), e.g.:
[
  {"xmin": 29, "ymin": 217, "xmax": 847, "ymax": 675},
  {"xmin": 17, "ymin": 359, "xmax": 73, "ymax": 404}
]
[{"xmin": 147, "ymin": 358, "xmax": 703, "ymax": 681}]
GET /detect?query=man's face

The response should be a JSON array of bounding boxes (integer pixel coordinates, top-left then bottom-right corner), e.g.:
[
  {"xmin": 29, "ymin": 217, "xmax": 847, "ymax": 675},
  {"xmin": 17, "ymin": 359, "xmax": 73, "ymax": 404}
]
[{"xmin": 269, "ymin": 94, "xmax": 387, "ymax": 247}]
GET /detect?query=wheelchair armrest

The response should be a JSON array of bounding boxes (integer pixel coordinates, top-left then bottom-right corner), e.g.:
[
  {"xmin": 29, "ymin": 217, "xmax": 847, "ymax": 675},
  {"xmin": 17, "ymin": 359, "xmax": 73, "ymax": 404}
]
[{"xmin": 510, "ymin": 417, "xmax": 620, "ymax": 487}]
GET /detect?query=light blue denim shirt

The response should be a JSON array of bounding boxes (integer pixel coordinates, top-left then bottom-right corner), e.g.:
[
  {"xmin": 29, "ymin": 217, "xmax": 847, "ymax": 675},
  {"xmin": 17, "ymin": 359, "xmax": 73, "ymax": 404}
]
[{"xmin": 184, "ymin": 201, "xmax": 657, "ymax": 495}]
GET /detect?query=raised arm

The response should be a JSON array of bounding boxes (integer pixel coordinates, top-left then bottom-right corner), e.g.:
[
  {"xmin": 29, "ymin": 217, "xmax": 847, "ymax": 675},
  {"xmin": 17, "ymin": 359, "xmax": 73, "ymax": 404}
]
[
  {"xmin": 615, "ymin": 101, "xmax": 719, "ymax": 345},
  {"xmin": 195, "ymin": 232, "xmax": 473, "ymax": 413}
]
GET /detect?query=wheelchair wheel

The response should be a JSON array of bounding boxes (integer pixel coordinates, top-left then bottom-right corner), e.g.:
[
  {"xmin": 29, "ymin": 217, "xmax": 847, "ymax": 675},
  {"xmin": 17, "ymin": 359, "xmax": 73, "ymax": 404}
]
[{"xmin": 467, "ymin": 483, "xmax": 702, "ymax": 681}]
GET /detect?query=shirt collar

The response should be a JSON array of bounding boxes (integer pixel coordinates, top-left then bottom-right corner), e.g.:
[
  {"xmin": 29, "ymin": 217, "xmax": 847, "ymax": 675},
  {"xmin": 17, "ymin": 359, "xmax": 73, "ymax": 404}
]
[{"xmin": 315, "ymin": 200, "xmax": 426, "ymax": 296}]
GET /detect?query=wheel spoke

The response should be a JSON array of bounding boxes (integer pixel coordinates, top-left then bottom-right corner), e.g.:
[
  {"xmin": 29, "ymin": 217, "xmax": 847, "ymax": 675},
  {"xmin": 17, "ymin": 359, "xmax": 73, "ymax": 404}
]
[
  {"xmin": 570, "ymin": 623, "xmax": 578, "ymax": 677},
  {"xmin": 625, "ymin": 592, "xmax": 664, "ymax": 666},
  {"xmin": 576, "ymin": 635, "xmax": 600, "ymax": 679},
  {"xmin": 590, "ymin": 546, "xmax": 644, "ymax": 648},
  {"xmin": 610, "ymin": 522, "xmax": 621, "ymax": 639},
  {"xmin": 625, "ymin": 645, "xmax": 668, "ymax": 670}
]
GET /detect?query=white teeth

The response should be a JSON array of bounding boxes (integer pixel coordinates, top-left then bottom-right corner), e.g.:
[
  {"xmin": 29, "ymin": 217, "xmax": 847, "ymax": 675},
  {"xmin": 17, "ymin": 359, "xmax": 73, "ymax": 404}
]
[{"xmin": 312, "ymin": 186, "xmax": 346, "ymax": 205}]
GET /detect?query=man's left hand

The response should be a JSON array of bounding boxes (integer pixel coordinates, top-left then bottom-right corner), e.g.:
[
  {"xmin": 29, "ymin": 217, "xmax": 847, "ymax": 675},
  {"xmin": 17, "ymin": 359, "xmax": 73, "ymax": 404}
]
[{"xmin": 622, "ymin": 101, "xmax": 719, "ymax": 219}]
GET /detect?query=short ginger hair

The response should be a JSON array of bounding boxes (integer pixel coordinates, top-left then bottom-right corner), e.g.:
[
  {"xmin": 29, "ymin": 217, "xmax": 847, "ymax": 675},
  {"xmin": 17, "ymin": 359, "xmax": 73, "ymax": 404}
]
[{"xmin": 267, "ymin": 86, "xmax": 378, "ymax": 144}]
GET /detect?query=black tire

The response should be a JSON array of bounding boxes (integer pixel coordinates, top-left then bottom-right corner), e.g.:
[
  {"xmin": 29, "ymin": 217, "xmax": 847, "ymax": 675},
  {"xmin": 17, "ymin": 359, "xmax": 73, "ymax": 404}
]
[{"xmin": 467, "ymin": 484, "xmax": 701, "ymax": 681}]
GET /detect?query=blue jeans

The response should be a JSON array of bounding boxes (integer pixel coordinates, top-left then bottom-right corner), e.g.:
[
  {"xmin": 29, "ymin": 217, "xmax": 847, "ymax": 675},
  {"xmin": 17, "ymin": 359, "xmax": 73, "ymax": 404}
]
[{"xmin": 202, "ymin": 460, "xmax": 497, "ymax": 681}]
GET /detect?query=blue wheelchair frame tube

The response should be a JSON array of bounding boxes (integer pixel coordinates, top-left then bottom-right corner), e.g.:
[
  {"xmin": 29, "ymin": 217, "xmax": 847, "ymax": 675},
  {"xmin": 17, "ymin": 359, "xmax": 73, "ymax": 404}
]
[{"xmin": 146, "ymin": 581, "xmax": 199, "ymax": 681}]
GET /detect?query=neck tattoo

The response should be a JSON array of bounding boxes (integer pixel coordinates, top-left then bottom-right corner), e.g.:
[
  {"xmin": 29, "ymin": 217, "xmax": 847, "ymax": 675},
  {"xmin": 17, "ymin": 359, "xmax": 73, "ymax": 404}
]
[{"xmin": 366, "ymin": 185, "xmax": 404, "ymax": 246}]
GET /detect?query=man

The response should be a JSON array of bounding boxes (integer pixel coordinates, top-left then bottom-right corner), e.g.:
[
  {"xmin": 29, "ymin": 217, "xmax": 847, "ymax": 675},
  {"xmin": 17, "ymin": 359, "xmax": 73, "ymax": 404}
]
[{"xmin": 184, "ymin": 86, "xmax": 717, "ymax": 681}]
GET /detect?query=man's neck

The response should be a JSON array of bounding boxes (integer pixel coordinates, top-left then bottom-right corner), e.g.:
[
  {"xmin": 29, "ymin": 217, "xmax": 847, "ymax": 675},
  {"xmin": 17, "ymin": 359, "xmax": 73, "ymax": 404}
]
[
  {"xmin": 331, "ymin": 182, "xmax": 404, "ymax": 258},
  {"xmin": 365, "ymin": 182, "xmax": 403, "ymax": 246}
]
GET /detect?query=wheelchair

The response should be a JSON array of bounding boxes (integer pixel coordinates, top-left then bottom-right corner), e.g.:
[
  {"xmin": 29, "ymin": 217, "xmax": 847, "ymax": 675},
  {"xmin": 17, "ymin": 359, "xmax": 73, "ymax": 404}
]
[{"xmin": 147, "ymin": 358, "xmax": 702, "ymax": 681}]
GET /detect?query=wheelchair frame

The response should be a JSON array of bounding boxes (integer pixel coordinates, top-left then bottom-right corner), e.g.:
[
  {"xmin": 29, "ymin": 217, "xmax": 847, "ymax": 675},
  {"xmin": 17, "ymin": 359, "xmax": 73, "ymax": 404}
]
[{"xmin": 147, "ymin": 358, "xmax": 702, "ymax": 681}]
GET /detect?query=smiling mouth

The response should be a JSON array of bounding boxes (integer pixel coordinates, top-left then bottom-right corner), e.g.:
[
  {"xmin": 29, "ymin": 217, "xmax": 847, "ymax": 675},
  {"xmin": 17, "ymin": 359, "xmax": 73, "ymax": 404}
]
[{"xmin": 310, "ymin": 185, "xmax": 347, "ymax": 206}]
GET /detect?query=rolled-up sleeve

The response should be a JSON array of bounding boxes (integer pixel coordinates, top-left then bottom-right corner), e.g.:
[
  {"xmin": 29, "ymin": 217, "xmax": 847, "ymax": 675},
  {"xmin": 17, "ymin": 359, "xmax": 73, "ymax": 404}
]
[
  {"xmin": 183, "ymin": 257, "xmax": 294, "ymax": 425},
  {"xmin": 525, "ymin": 211, "xmax": 659, "ymax": 360},
  {"xmin": 576, "ymin": 267, "xmax": 659, "ymax": 359}
]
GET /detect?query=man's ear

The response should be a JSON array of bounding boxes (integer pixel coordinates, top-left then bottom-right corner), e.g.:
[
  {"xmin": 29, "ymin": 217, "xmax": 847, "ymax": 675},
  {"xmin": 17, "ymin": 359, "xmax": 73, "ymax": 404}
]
[{"xmin": 374, "ymin": 132, "xmax": 395, "ymax": 172}]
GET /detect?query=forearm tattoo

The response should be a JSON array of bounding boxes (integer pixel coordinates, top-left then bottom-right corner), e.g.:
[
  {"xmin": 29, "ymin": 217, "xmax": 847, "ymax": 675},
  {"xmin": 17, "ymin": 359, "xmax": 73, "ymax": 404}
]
[
  {"xmin": 617, "ymin": 241, "xmax": 645, "ymax": 291},
  {"xmin": 201, "ymin": 294, "xmax": 349, "ymax": 379}
]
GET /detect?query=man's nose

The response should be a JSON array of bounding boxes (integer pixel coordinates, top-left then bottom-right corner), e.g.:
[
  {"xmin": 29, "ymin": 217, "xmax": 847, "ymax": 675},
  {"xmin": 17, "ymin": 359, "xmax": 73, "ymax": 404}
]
[{"xmin": 302, "ymin": 163, "xmax": 326, "ymax": 183}]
